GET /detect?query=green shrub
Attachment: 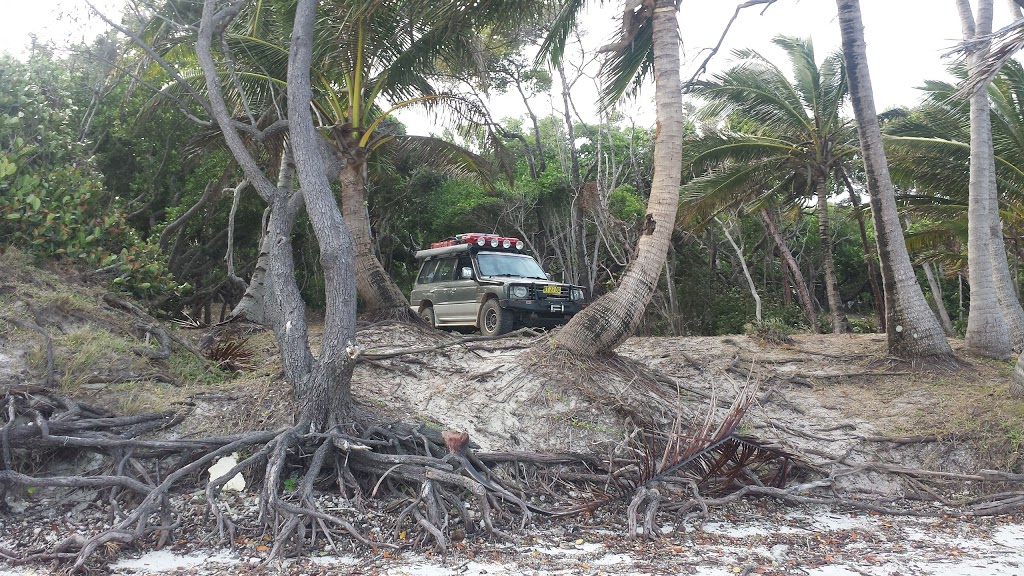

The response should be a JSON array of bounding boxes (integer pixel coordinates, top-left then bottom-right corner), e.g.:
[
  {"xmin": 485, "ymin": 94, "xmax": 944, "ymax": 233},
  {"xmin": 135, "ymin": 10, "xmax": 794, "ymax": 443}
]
[{"xmin": 0, "ymin": 55, "xmax": 178, "ymax": 298}]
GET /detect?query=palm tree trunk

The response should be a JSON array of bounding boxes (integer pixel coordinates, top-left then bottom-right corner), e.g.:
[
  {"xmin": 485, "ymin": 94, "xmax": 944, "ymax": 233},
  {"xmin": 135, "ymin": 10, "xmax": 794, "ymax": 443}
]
[
  {"xmin": 957, "ymin": 0, "xmax": 1013, "ymax": 358},
  {"xmin": 816, "ymin": 180, "xmax": 847, "ymax": 333},
  {"xmin": 550, "ymin": 0, "xmax": 682, "ymax": 354},
  {"xmin": 1012, "ymin": 351, "xmax": 1024, "ymax": 397},
  {"xmin": 989, "ymin": 209, "xmax": 1024, "ymax": 343},
  {"xmin": 761, "ymin": 209, "xmax": 818, "ymax": 331},
  {"xmin": 337, "ymin": 158, "xmax": 418, "ymax": 321},
  {"xmin": 230, "ymin": 223, "xmax": 271, "ymax": 323},
  {"xmin": 836, "ymin": 0, "xmax": 953, "ymax": 359}
]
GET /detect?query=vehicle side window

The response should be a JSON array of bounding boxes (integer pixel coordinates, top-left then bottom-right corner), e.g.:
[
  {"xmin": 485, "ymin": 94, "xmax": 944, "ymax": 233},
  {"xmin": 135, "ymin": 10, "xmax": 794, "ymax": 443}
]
[
  {"xmin": 417, "ymin": 260, "xmax": 440, "ymax": 284},
  {"xmin": 457, "ymin": 256, "xmax": 473, "ymax": 278},
  {"xmin": 434, "ymin": 258, "xmax": 457, "ymax": 282}
]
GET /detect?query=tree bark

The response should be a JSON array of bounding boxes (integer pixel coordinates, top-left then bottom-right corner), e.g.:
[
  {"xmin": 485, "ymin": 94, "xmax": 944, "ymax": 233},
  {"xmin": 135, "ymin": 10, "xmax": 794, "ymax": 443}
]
[
  {"xmin": 836, "ymin": 0, "xmax": 953, "ymax": 358},
  {"xmin": 816, "ymin": 180, "xmax": 847, "ymax": 333},
  {"xmin": 287, "ymin": 0, "xmax": 357, "ymax": 430},
  {"xmin": 549, "ymin": 0, "xmax": 682, "ymax": 354},
  {"xmin": 957, "ymin": 0, "xmax": 1013, "ymax": 358},
  {"xmin": 1012, "ymin": 351, "xmax": 1024, "ymax": 398},
  {"xmin": 922, "ymin": 261, "xmax": 955, "ymax": 336},
  {"xmin": 337, "ymin": 157, "xmax": 418, "ymax": 321},
  {"xmin": 230, "ymin": 211, "xmax": 271, "ymax": 323},
  {"xmin": 989, "ymin": 198, "xmax": 1024, "ymax": 344},
  {"xmin": 761, "ymin": 209, "xmax": 818, "ymax": 331},
  {"xmin": 842, "ymin": 169, "xmax": 886, "ymax": 331}
]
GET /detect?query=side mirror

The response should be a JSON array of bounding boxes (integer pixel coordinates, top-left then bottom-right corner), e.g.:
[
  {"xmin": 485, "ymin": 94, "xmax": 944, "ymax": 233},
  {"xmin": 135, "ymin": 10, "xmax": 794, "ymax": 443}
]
[
  {"xmin": 546, "ymin": 273, "xmax": 552, "ymax": 281},
  {"xmin": 461, "ymin": 267, "xmax": 473, "ymax": 279}
]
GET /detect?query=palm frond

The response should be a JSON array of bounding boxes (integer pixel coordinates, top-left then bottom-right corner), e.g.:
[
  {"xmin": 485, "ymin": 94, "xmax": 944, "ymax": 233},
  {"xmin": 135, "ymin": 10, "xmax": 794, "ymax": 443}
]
[
  {"xmin": 620, "ymin": 384, "xmax": 796, "ymax": 499},
  {"xmin": 537, "ymin": 0, "xmax": 587, "ymax": 67},
  {"xmin": 597, "ymin": 14, "xmax": 654, "ymax": 111},
  {"xmin": 381, "ymin": 134, "xmax": 501, "ymax": 186}
]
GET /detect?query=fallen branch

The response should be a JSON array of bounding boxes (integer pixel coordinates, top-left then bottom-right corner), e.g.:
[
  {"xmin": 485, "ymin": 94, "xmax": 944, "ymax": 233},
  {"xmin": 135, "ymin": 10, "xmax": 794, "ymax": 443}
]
[{"xmin": 360, "ymin": 327, "xmax": 543, "ymax": 361}]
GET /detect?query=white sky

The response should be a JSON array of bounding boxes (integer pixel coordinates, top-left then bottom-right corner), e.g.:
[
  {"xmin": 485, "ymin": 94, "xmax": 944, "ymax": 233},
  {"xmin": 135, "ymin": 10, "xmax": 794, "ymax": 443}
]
[{"xmin": 0, "ymin": 0, "xmax": 1015, "ymax": 134}]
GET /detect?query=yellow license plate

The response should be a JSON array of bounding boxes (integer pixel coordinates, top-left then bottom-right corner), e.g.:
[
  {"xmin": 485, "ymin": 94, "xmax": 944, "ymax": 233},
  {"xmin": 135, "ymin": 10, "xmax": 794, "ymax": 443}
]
[{"xmin": 542, "ymin": 285, "xmax": 561, "ymax": 295}]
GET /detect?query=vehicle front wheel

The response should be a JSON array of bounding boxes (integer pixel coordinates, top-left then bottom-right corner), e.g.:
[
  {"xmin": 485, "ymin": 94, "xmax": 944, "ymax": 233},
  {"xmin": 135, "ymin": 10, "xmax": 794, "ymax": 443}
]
[
  {"xmin": 479, "ymin": 299, "xmax": 513, "ymax": 337},
  {"xmin": 419, "ymin": 306, "xmax": 436, "ymax": 328}
]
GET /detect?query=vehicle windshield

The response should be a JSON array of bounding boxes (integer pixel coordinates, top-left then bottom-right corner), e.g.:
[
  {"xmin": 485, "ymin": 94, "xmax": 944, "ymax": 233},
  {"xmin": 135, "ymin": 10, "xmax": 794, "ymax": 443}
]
[{"xmin": 476, "ymin": 253, "xmax": 547, "ymax": 279}]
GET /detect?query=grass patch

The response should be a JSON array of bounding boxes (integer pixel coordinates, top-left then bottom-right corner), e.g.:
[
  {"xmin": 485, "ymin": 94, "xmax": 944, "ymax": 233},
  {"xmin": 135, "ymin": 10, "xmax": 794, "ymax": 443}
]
[
  {"xmin": 48, "ymin": 327, "xmax": 141, "ymax": 392},
  {"xmin": 167, "ymin": 350, "xmax": 226, "ymax": 386},
  {"xmin": 110, "ymin": 381, "xmax": 180, "ymax": 415},
  {"xmin": 849, "ymin": 358, "xmax": 1024, "ymax": 472}
]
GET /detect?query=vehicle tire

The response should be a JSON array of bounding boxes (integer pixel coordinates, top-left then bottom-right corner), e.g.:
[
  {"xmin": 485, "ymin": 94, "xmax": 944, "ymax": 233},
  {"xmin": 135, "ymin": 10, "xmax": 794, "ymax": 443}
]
[
  {"xmin": 420, "ymin": 305, "xmax": 436, "ymax": 328},
  {"xmin": 479, "ymin": 299, "xmax": 513, "ymax": 337}
]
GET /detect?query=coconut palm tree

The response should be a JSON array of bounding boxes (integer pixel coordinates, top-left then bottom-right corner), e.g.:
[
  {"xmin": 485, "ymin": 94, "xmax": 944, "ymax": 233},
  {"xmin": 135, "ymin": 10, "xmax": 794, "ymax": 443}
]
[
  {"xmin": 541, "ymin": 0, "xmax": 687, "ymax": 355},
  {"xmin": 681, "ymin": 36, "xmax": 857, "ymax": 333},
  {"xmin": 956, "ymin": 0, "xmax": 1015, "ymax": 358},
  {"xmin": 835, "ymin": 0, "xmax": 953, "ymax": 359},
  {"xmin": 885, "ymin": 61, "xmax": 1024, "ymax": 356}
]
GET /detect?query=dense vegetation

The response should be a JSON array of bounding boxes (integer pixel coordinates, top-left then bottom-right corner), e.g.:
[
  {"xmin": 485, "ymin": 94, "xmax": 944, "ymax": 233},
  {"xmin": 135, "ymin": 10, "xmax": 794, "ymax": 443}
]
[
  {"xmin": 7, "ymin": 2, "xmax": 1024, "ymax": 572},
  {"xmin": 1, "ymin": 30, "xmax": 970, "ymax": 339}
]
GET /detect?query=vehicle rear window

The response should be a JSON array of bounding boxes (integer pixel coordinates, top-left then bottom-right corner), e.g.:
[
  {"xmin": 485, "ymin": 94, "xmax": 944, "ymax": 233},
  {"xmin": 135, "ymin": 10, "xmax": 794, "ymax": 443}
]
[
  {"xmin": 435, "ymin": 258, "xmax": 457, "ymax": 282},
  {"xmin": 417, "ymin": 260, "xmax": 440, "ymax": 284}
]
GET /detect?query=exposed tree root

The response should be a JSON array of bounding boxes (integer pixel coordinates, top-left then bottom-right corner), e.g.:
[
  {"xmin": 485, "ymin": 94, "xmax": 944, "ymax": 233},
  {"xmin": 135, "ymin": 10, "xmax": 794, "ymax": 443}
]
[{"xmin": 3, "ymin": 371, "xmax": 1023, "ymax": 574}]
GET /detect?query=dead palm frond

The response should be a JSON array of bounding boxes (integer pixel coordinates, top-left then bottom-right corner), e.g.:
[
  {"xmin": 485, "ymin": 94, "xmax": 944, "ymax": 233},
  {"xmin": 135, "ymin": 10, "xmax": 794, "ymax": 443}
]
[
  {"xmin": 204, "ymin": 336, "xmax": 255, "ymax": 372},
  {"xmin": 622, "ymin": 383, "xmax": 795, "ymax": 497},
  {"xmin": 950, "ymin": 16, "xmax": 1024, "ymax": 97}
]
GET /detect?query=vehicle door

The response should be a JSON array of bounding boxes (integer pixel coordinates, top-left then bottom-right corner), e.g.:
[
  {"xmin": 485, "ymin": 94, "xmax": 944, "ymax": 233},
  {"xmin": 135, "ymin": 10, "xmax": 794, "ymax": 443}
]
[
  {"xmin": 448, "ymin": 254, "xmax": 480, "ymax": 322},
  {"xmin": 429, "ymin": 257, "xmax": 459, "ymax": 322}
]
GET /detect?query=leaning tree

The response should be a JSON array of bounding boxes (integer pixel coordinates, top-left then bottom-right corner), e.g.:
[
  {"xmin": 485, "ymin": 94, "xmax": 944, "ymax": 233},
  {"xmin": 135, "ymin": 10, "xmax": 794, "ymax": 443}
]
[
  {"xmin": 835, "ymin": 0, "xmax": 954, "ymax": 359},
  {"xmin": 682, "ymin": 36, "xmax": 857, "ymax": 334}
]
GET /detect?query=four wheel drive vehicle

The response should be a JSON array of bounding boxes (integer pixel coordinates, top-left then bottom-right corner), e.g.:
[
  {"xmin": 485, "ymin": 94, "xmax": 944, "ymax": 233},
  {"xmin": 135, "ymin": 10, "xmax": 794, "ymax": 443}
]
[{"xmin": 410, "ymin": 233, "xmax": 587, "ymax": 336}]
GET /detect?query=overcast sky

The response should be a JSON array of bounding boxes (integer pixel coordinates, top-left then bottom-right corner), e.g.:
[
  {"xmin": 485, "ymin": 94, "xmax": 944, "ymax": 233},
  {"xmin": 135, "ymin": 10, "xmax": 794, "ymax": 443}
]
[{"xmin": 1, "ymin": 0, "xmax": 1017, "ymax": 134}]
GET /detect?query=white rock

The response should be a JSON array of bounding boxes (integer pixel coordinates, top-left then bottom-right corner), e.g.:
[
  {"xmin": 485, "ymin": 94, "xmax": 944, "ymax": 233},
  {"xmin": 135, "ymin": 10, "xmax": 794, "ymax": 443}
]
[{"xmin": 208, "ymin": 453, "xmax": 246, "ymax": 492}]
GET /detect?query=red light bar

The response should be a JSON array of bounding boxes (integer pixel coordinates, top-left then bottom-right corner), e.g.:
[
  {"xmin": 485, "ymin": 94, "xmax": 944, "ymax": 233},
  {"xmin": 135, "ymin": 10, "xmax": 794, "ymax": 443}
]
[{"xmin": 429, "ymin": 233, "xmax": 523, "ymax": 250}]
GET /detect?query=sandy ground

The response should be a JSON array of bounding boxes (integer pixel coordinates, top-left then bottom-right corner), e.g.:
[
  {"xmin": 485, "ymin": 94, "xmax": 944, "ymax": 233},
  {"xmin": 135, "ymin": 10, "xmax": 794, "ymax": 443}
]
[{"xmin": 3, "ymin": 503, "xmax": 1022, "ymax": 575}]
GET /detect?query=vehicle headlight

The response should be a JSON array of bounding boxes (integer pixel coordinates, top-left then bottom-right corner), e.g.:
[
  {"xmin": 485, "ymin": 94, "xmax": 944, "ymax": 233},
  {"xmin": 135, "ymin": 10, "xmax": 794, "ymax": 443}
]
[
  {"xmin": 511, "ymin": 285, "xmax": 529, "ymax": 298},
  {"xmin": 571, "ymin": 288, "xmax": 584, "ymax": 301}
]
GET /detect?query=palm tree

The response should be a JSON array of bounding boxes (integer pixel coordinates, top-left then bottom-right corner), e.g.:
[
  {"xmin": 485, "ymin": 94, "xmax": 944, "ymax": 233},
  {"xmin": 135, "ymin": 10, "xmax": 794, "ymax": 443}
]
[
  {"xmin": 957, "ymin": 0, "xmax": 1014, "ymax": 358},
  {"xmin": 835, "ymin": 0, "xmax": 953, "ymax": 359},
  {"xmin": 682, "ymin": 36, "xmax": 857, "ymax": 333},
  {"xmin": 219, "ymin": 0, "xmax": 542, "ymax": 321},
  {"xmin": 545, "ymin": 0, "xmax": 687, "ymax": 354},
  {"xmin": 885, "ymin": 65, "xmax": 1024, "ymax": 357}
]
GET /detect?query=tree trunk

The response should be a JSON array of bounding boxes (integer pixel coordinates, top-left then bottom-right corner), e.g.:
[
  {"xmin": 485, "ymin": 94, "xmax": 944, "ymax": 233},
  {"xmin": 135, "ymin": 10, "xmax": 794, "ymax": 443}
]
[
  {"xmin": 957, "ymin": 0, "xmax": 1013, "ymax": 358},
  {"xmin": 549, "ymin": 0, "xmax": 682, "ymax": 354},
  {"xmin": 720, "ymin": 216, "xmax": 761, "ymax": 322},
  {"xmin": 1012, "ymin": 351, "xmax": 1024, "ymax": 397},
  {"xmin": 761, "ymin": 209, "xmax": 818, "ymax": 331},
  {"xmin": 287, "ymin": 0, "xmax": 357, "ymax": 430},
  {"xmin": 337, "ymin": 157, "xmax": 417, "ymax": 321},
  {"xmin": 989, "ymin": 203, "xmax": 1024, "ymax": 344},
  {"xmin": 922, "ymin": 261, "xmax": 955, "ymax": 336},
  {"xmin": 198, "ymin": 0, "xmax": 356, "ymax": 430},
  {"xmin": 836, "ymin": 0, "xmax": 953, "ymax": 359},
  {"xmin": 842, "ymin": 170, "xmax": 886, "ymax": 331},
  {"xmin": 230, "ymin": 224, "xmax": 271, "ymax": 323},
  {"xmin": 817, "ymin": 181, "xmax": 847, "ymax": 333}
]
